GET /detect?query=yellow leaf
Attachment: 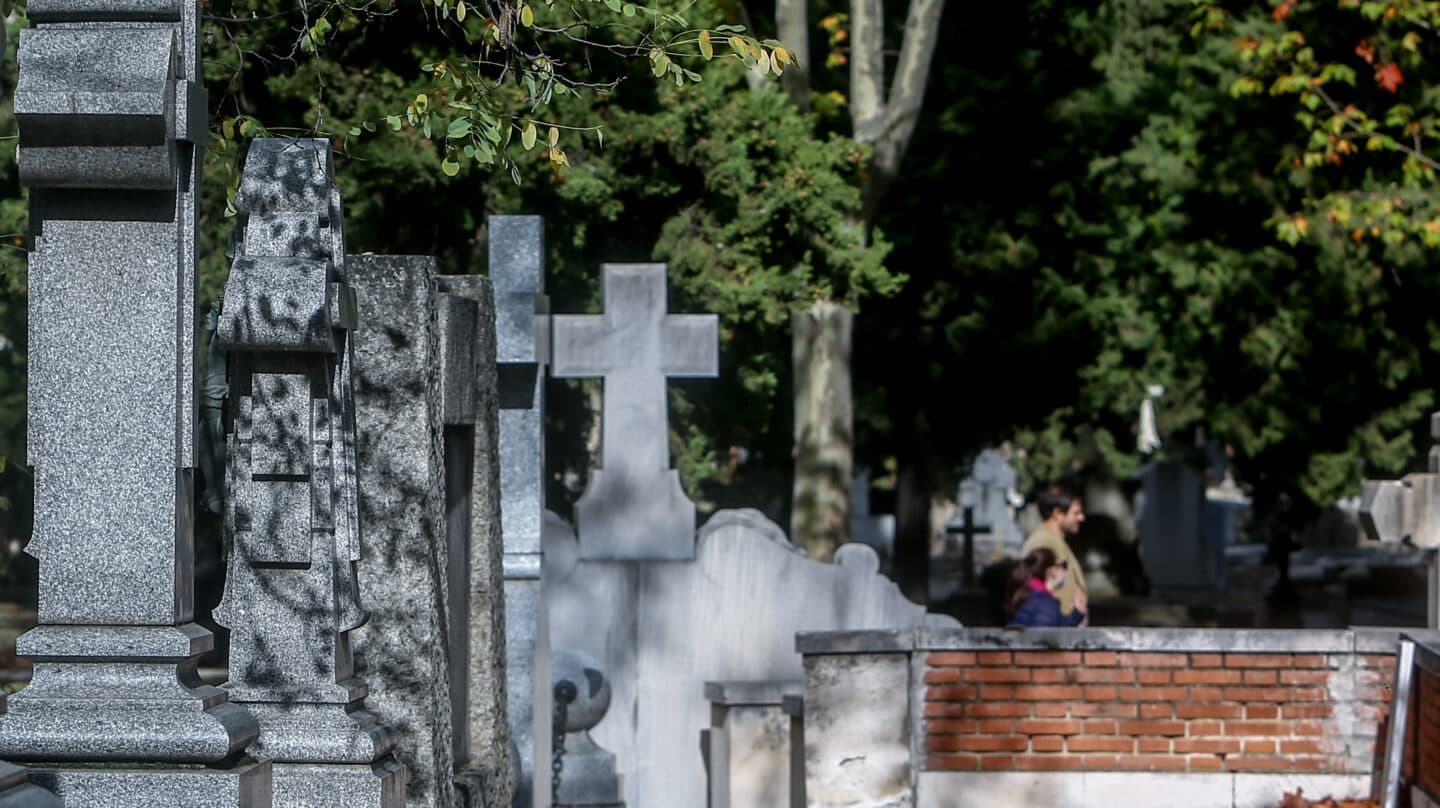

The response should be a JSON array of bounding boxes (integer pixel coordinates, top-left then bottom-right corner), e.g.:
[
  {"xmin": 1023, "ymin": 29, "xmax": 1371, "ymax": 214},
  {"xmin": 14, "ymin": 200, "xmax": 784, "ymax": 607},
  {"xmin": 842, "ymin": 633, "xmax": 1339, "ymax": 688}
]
[
  {"xmin": 415, "ymin": 93, "xmax": 429, "ymax": 113},
  {"xmin": 520, "ymin": 3, "xmax": 533, "ymax": 26},
  {"xmin": 699, "ymin": 29, "xmax": 713, "ymax": 60},
  {"xmin": 728, "ymin": 35, "xmax": 746, "ymax": 55},
  {"xmin": 774, "ymin": 46, "xmax": 790, "ymax": 66},
  {"xmin": 457, "ymin": 0, "xmax": 466, "ymax": 20},
  {"xmin": 522, "ymin": 121, "xmax": 537, "ymax": 149},
  {"xmin": 550, "ymin": 147, "xmax": 569, "ymax": 167},
  {"xmin": 756, "ymin": 50, "xmax": 770, "ymax": 74},
  {"xmin": 548, "ymin": 126, "xmax": 559, "ymax": 147}
]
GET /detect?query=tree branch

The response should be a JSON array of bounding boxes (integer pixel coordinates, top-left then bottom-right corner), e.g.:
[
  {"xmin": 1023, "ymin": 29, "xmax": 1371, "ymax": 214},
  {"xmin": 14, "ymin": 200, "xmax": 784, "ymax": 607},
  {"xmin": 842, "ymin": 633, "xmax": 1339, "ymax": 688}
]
[
  {"xmin": 849, "ymin": 0, "xmax": 885, "ymax": 144},
  {"xmin": 861, "ymin": 0, "xmax": 944, "ymax": 223}
]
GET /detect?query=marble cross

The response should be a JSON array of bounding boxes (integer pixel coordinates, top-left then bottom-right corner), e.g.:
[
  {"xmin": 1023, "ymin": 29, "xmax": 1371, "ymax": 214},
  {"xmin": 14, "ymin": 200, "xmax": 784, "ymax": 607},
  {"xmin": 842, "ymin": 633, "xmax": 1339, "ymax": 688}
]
[{"xmin": 552, "ymin": 264, "xmax": 717, "ymax": 560}]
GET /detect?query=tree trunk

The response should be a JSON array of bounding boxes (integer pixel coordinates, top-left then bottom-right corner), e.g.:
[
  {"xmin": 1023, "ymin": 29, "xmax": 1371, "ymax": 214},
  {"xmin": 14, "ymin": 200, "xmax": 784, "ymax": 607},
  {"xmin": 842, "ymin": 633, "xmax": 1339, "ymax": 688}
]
[
  {"xmin": 892, "ymin": 414, "xmax": 933, "ymax": 604},
  {"xmin": 791, "ymin": 301, "xmax": 853, "ymax": 560},
  {"xmin": 775, "ymin": 0, "xmax": 810, "ymax": 110}
]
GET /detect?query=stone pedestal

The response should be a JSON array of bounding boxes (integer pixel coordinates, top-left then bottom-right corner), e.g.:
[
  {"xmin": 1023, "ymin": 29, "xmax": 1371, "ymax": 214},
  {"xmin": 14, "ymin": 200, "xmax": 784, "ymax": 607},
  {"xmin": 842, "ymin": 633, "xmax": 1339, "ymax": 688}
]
[
  {"xmin": 552, "ymin": 651, "xmax": 623, "ymax": 808},
  {"xmin": 0, "ymin": 0, "xmax": 259, "ymax": 798}
]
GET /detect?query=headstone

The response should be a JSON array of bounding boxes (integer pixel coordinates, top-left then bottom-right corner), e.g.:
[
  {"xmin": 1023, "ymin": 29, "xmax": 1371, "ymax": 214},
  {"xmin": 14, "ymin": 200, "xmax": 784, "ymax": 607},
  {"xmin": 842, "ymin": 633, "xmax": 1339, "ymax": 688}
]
[
  {"xmin": 945, "ymin": 448, "xmax": 1023, "ymax": 560},
  {"xmin": 545, "ymin": 509, "xmax": 951, "ymax": 808},
  {"xmin": 1134, "ymin": 458, "xmax": 1224, "ymax": 600},
  {"xmin": 1361, "ymin": 411, "xmax": 1440, "ymax": 628},
  {"xmin": 701, "ymin": 680, "xmax": 804, "ymax": 808},
  {"xmin": 849, "ymin": 469, "xmax": 895, "ymax": 560},
  {"xmin": 551, "ymin": 650, "xmax": 622, "ymax": 808},
  {"xmin": 435, "ymin": 272, "xmax": 514, "ymax": 807},
  {"xmin": 348, "ymin": 254, "xmax": 456, "ymax": 807},
  {"xmin": 491, "ymin": 215, "xmax": 552, "ymax": 808},
  {"xmin": 214, "ymin": 137, "xmax": 403, "ymax": 806},
  {"xmin": 551, "ymin": 264, "xmax": 718, "ymax": 561},
  {"xmin": 0, "ymin": 0, "xmax": 266, "ymax": 800}
]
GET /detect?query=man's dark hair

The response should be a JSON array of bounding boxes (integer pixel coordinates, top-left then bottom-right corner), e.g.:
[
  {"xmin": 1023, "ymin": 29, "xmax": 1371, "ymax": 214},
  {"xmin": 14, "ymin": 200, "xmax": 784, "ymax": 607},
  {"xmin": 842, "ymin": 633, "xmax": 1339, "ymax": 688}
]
[{"xmin": 1036, "ymin": 484, "xmax": 1078, "ymax": 522}]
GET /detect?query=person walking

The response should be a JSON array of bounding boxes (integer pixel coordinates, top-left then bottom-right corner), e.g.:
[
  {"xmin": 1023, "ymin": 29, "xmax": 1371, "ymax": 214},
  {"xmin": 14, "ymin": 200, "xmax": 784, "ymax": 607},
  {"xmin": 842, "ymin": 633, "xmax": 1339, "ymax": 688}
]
[
  {"xmin": 1006, "ymin": 547, "xmax": 1085, "ymax": 627},
  {"xmin": 1020, "ymin": 484, "xmax": 1089, "ymax": 622}
]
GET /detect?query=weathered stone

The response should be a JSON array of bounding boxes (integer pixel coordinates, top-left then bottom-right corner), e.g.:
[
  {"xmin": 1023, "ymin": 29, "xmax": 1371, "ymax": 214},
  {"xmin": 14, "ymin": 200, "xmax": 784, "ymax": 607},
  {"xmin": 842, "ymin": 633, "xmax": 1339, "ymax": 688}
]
[
  {"xmin": 349, "ymin": 255, "xmax": 456, "ymax": 808},
  {"xmin": 0, "ymin": 0, "xmax": 258, "ymax": 793},
  {"xmin": 214, "ymin": 138, "xmax": 401, "ymax": 806},
  {"xmin": 552, "ymin": 650, "xmax": 622, "ymax": 807},
  {"xmin": 0, "ymin": 757, "xmax": 58, "ymax": 807},
  {"xmin": 802, "ymin": 652, "xmax": 911, "ymax": 808},
  {"xmin": 491, "ymin": 214, "xmax": 552, "ymax": 808},
  {"xmin": 29, "ymin": 762, "xmax": 274, "ymax": 808},
  {"xmin": 436, "ymin": 273, "xmax": 513, "ymax": 808},
  {"xmin": 551, "ymin": 263, "xmax": 717, "ymax": 561},
  {"xmin": 701, "ymin": 681, "xmax": 803, "ymax": 808}
]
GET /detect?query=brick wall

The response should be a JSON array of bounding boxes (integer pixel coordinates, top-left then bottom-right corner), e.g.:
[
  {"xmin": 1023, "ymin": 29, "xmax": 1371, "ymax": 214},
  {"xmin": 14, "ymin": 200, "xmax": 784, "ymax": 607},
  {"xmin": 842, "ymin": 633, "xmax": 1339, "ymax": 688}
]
[
  {"xmin": 921, "ymin": 634, "xmax": 1399, "ymax": 775},
  {"xmin": 1413, "ymin": 650, "xmax": 1440, "ymax": 801}
]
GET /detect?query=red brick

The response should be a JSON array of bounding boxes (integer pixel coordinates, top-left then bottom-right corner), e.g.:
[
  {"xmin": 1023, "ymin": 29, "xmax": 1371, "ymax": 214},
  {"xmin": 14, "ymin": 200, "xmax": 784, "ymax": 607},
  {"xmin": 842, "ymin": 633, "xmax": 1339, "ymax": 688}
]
[
  {"xmin": 977, "ymin": 719, "xmax": 1015, "ymax": 733},
  {"xmin": 1222, "ymin": 687, "xmax": 1291, "ymax": 703},
  {"xmin": 1015, "ymin": 754, "xmax": 1081, "ymax": 770},
  {"xmin": 1083, "ymin": 686, "xmax": 1119, "ymax": 701},
  {"xmin": 1084, "ymin": 652, "xmax": 1118, "ymax": 666},
  {"xmin": 1190, "ymin": 653, "xmax": 1223, "ymax": 668},
  {"xmin": 1174, "ymin": 737, "xmax": 1241, "ymax": 754},
  {"xmin": 1280, "ymin": 704, "xmax": 1333, "ymax": 719},
  {"xmin": 1030, "ymin": 668, "xmax": 1068, "ymax": 684},
  {"xmin": 964, "ymin": 668, "xmax": 1031, "ymax": 683},
  {"xmin": 1177, "ymin": 704, "xmax": 1242, "ymax": 720},
  {"xmin": 1278, "ymin": 670, "xmax": 1330, "ymax": 686},
  {"xmin": 1014, "ymin": 685, "xmax": 1083, "ymax": 701},
  {"xmin": 1138, "ymin": 670, "xmax": 1173, "ymax": 685},
  {"xmin": 926, "ymin": 735, "xmax": 966, "ymax": 752},
  {"xmin": 1116, "ymin": 755, "xmax": 1187, "ymax": 771},
  {"xmin": 1242, "ymin": 739, "xmax": 1276, "ymax": 754},
  {"xmin": 927, "ymin": 685, "xmax": 980, "ymax": 702},
  {"xmin": 1071, "ymin": 703, "xmax": 1137, "ymax": 718},
  {"xmin": 1118, "ymin": 720, "xmax": 1186, "ymax": 737},
  {"xmin": 1139, "ymin": 704, "xmax": 1172, "ymax": 719},
  {"xmin": 1137, "ymin": 738, "xmax": 1171, "ymax": 753},
  {"xmin": 1033, "ymin": 704, "xmax": 1068, "ymax": 718},
  {"xmin": 1189, "ymin": 687, "xmax": 1225, "ymax": 702},
  {"xmin": 1242, "ymin": 670, "xmax": 1278, "ymax": 685},
  {"xmin": 978, "ymin": 685, "xmax": 1015, "ymax": 700},
  {"xmin": 1291, "ymin": 655, "xmax": 1327, "ymax": 668},
  {"xmin": 979, "ymin": 754, "xmax": 1015, "ymax": 771},
  {"xmin": 1118, "ymin": 653, "xmax": 1188, "ymax": 667},
  {"xmin": 1188, "ymin": 720, "xmax": 1223, "ymax": 736},
  {"xmin": 1188, "ymin": 755, "xmax": 1224, "ymax": 771},
  {"xmin": 924, "ymin": 668, "xmax": 962, "ymax": 685},
  {"xmin": 1292, "ymin": 757, "xmax": 1333, "ymax": 772},
  {"xmin": 1225, "ymin": 720, "xmax": 1289, "ymax": 736},
  {"xmin": 926, "ymin": 719, "xmax": 976, "ymax": 734},
  {"xmin": 1014, "ymin": 651, "xmax": 1082, "ymax": 666},
  {"xmin": 927, "ymin": 753, "xmax": 980, "ymax": 770},
  {"xmin": 1082, "ymin": 754, "xmax": 1118, "ymax": 770},
  {"xmin": 1245, "ymin": 704, "xmax": 1279, "ymax": 720},
  {"xmin": 1280, "ymin": 739, "xmax": 1327, "ymax": 755},
  {"xmin": 1084, "ymin": 720, "xmax": 1117, "ymax": 734},
  {"xmin": 978, "ymin": 651, "xmax": 1012, "ymax": 665},
  {"xmin": 1119, "ymin": 686, "xmax": 1189, "ymax": 702},
  {"xmin": 959, "ymin": 735, "xmax": 1029, "ymax": 753},
  {"xmin": 1226, "ymin": 654, "xmax": 1294, "ymax": 669},
  {"xmin": 1031, "ymin": 736, "xmax": 1065, "ymax": 752},
  {"xmin": 1174, "ymin": 669, "xmax": 1240, "ymax": 685},
  {"xmin": 1074, "ymin": 669, "xmax": 1135, "ymax": 684},
  {"xmin": 963, "ymin": 702, "xmax": 1030, "ymax": 718},
  {"xmin": 928, "ymin": 652, "xmax": 978, "ymax": 666},
  {"xmin": 1226, "ymin": 757, "xmax": 1293, "ymax": 772},
  {"xmin": 1067, "ymin": 736, "xmax": 1135, "ymax": 753},
  {"xmin": 1291, "ymin": 687, "xmax": 1327, "ymax": 702},
  {"xmin": 1293, "ymin": 722, "xmax": 1325, "ymax": 736},
  {"xmin": 1015, "ymin": 719, "xmax": 1082, "ymax": 736},
  {"xmin": 1361, "ymin": 653, "xmax": 1396, "ymax": 670}
]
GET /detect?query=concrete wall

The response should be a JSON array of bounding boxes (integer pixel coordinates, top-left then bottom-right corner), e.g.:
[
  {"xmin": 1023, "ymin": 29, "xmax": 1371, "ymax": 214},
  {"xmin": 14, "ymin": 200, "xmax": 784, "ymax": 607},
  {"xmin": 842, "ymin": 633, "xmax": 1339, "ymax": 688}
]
[{"xmin": 797, "ymin": 627, "xmax": 1440, "ymax": 808}]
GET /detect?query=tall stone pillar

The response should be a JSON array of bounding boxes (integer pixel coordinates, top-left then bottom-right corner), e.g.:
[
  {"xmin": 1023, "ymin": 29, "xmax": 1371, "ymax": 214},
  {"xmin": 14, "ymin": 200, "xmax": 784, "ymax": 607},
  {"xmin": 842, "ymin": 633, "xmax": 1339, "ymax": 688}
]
[{"xmin": 0, "ymin": 0, "xmax": 266, "ymax": 801}]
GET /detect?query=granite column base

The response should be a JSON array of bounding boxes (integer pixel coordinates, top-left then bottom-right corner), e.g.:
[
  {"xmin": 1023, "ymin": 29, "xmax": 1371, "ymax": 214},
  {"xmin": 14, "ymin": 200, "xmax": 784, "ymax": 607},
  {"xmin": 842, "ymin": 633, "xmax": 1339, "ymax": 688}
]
[
  {"xmin": 271, "ymin": 760, "xmax": 406, "ymax": 808},
  {"xmin": 28, "ymin": 761, "xmax": 272, "ymax": 808}
]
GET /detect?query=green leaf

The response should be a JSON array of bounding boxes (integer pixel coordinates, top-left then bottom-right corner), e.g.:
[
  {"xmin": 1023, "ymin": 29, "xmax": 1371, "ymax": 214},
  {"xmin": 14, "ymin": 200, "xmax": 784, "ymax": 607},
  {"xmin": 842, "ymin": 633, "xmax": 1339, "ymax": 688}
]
[
  {"xmin": 522, "ymin": 121, "xmax": 538, "ymax": 149},
  {"xmin": 457, "ymin": 0, "xmax": 467, "ymax": 20},
  {"xmin": 442, "ymin": 158, "xmax": 461, "ymax": 177},
  {"xmin": 387, "ymin": 115, "xmax": 403, "ymax": 131},
  {"xmin": 348, "ymin": 126, "xmax": 362, "ymax": 137},
  {"xmin": 548, "ymin": 125, "xmax": 559, "ymax": 147},
  {"xmin": 622, "ymin": 3, "xmax": 635, "ymax": 15},
  {"xmin": 699, "ymin": 30, "xmax": 713, "ymax": 60},
  {"xmin": 447, "ymin": 118, "xmax": 471, "ymax": 138},
  {"xmin": 520, "ymin": 4, "xmax": 534, "ymax": 26}
]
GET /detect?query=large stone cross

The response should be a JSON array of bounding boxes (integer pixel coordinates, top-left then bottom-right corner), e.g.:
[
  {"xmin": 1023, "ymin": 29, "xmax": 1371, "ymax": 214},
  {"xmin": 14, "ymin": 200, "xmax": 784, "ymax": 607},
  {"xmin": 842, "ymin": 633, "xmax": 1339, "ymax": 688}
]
[
  {"xmin": 552, "ymin": 264, "xmax": 718, "ymax": 560},
  {"xmin": 1360, "ymin": 411, "xmax": 1440, "ymax": 628}
]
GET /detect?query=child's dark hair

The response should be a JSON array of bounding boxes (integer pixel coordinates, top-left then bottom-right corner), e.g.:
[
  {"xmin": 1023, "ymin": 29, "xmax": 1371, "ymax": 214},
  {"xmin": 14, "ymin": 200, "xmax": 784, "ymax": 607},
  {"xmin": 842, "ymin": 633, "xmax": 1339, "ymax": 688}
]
[{"xmin": 1006, "ymin": 547, "xmax": 1060, "ymax": 615}]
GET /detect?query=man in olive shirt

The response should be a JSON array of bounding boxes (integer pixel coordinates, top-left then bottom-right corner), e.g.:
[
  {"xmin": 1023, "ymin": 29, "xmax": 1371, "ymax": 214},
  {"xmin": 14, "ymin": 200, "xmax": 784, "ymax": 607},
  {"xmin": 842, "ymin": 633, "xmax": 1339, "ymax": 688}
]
[{"xmin": 1020, "ymin": 485, "xmax": 1088, "ymax": 621}]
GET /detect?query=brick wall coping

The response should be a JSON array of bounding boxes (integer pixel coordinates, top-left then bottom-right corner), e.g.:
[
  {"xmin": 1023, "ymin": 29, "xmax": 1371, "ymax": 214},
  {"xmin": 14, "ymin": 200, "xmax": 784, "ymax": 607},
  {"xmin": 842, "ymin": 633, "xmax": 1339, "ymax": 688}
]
[{"xmin": 796, "ymin": 626, "xmax": 1440, "ymax": 656}]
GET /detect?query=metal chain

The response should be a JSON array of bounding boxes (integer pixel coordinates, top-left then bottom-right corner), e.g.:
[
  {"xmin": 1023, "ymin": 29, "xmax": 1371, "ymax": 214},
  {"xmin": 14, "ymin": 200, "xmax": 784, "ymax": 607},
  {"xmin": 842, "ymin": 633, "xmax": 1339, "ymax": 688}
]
[{"xmin": 552, "ymin": 680, "xmax": 577, "ymax": 801}]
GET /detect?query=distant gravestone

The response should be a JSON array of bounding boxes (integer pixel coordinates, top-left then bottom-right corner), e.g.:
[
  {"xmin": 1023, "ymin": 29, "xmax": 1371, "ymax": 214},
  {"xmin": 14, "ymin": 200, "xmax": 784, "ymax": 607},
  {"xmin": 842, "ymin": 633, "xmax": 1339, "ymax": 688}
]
[
  {"xmin": 946, "ymin": 448, "xmax": 1023, "ymax": 560},
  {"xmin": 1134, "ymin": 459, "xmax": 1223, "ymax": 600},
  {"xmin": 850, "ymin": 469, "xmax": 895, "ymax": 560},
  {"xmin": 0, "ymin": 0, "xmax": 265, "ymax": 801},
  {"xmin": 491, "ymin": 215, "xmax": 552, "ymax": 808},
  {"xmin": 215, "ymin": 138, "xmax": 404, "ymax": 805},
  {"xmin": 545, "ymin": 509, "xmax": 952, "ymax": 808},
  {"xmin": 552, "ymin": 264, "xmax": 718, "ymax": 561},
  {"xmin": 1361, "ymin": 411, "xmax": 1440, "ymax": 627}
]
